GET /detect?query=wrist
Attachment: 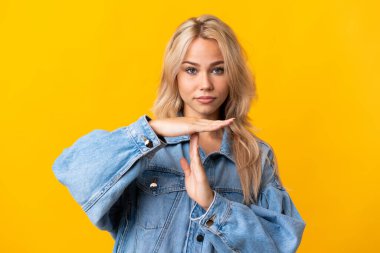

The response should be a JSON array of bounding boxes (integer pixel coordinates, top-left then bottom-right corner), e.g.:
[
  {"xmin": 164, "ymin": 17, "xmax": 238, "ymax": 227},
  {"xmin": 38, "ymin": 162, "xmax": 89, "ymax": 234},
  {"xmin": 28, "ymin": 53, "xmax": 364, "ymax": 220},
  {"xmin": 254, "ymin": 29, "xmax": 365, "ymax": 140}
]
[
  {"xmin": 148, "ymin": 120, "xmax": 166, "ymax": 142},
  {"xmin": 200, "ymin": 191, "xmax": 215, "ymax": 210},
  {"xmin": 148, "ymin": 119, "xmax": 159, "ymax": 134}
]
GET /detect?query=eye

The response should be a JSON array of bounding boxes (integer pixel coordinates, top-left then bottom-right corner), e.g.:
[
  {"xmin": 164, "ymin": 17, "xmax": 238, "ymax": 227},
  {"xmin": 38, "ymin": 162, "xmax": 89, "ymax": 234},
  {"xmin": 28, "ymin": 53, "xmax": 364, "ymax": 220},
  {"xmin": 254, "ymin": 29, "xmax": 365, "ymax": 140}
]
[
  {"xmin": 185, "ymin": 67, "xmax": 197, "ymax": 75},
  {"xmin": 212, "ymin": 67, "xmax": 224, "ymax": 75}
]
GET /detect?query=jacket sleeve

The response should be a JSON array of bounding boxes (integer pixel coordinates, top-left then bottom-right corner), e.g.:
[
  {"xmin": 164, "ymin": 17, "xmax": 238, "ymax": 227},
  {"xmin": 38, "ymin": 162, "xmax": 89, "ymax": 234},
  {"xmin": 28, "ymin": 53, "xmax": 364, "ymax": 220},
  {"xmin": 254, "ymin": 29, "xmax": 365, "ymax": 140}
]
[
  {"xmin": 189, "ymin": 144, "xmax": 306, "ymax": 253},
  {"xmin": 52, "ymin": 115, "xmax": 166, "ymax": 237}
]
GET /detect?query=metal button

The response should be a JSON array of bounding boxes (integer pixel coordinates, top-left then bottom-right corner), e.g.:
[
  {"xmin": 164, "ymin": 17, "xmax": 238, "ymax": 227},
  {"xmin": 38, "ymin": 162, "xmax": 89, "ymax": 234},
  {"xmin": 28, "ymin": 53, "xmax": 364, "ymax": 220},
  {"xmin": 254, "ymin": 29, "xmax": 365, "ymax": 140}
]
[
  {"xmin": 149, "ymin": 178, "xmax": 158, "ymax": 189},
  {"xmin": 206, "ymin": 214, "xmax": 216, "ymax": 227},
  {"xmin": 206, "ymin": 219, "xmax": 214, "ymax": 226},
  {"xmin": 142, "ymin": 136, "xmax": 153, "ymax": 148},
  {"xmin": 196, "ymin": 234, "xmax": 204, "ymax": 242}
]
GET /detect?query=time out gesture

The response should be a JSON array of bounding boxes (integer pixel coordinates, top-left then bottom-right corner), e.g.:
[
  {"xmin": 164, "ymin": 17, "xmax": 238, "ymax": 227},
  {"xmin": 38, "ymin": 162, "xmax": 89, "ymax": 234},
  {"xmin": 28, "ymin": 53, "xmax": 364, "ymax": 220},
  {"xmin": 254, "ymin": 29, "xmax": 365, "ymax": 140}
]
[{"xmin": 149, "ymin": 117, "xmax": 235, "ymax": 210}]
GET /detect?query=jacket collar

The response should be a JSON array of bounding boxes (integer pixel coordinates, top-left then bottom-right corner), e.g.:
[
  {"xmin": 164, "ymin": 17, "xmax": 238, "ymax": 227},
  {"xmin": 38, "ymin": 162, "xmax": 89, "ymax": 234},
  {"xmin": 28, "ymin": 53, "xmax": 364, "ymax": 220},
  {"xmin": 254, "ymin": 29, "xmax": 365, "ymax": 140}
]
[{"xmin": 163, "ymin": 110, "xmax": 235, "ymax": 163}]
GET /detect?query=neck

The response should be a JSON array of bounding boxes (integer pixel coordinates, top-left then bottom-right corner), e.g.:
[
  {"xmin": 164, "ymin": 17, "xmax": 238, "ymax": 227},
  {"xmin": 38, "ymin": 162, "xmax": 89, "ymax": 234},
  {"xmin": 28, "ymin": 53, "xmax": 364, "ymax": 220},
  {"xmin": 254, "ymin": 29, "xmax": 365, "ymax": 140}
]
[{"xmin": 199, "ymin": 128, "xmax": 224, "ymax": 140}]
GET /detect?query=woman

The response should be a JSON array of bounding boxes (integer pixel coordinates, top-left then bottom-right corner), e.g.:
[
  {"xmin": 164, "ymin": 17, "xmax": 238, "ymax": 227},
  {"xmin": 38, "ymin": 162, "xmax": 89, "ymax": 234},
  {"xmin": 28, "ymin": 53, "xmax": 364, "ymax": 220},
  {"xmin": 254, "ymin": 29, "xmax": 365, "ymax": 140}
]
[{"xmin": 53, "ymin": 14, "xmax": 306, "ymax": 252}]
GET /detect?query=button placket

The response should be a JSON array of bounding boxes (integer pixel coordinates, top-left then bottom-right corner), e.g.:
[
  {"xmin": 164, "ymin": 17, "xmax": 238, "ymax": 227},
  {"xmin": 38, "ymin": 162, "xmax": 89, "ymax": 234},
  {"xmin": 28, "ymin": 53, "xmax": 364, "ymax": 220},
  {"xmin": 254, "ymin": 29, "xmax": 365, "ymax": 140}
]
[{"xmin": 196, "ymin": 234, "xmax": 204, "ymax": 242}]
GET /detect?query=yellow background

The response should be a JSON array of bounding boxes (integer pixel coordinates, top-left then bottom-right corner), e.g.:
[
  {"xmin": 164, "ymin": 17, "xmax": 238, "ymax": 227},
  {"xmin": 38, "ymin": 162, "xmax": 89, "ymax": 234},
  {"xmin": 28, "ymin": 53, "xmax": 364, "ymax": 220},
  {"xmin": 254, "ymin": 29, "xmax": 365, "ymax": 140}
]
[{"xmin": 1, "ymin": 0, "xmax": 379, "ymax": 252}]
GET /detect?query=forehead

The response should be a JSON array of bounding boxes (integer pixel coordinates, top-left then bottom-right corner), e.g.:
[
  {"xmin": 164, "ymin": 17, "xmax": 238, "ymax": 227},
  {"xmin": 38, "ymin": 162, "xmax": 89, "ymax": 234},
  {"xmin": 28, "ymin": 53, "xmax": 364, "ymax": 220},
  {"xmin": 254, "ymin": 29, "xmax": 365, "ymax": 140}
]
[{"xmin": 183, "ymin": 38, "xmax": 223, "ymax": 61}]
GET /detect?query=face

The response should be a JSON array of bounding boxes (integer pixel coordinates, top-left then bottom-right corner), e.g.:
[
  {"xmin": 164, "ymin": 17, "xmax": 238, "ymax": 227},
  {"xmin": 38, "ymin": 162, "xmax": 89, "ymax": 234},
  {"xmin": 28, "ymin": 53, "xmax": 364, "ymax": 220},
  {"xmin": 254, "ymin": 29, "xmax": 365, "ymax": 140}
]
[{"xmin": 177, "ymin": 38, "xmax": 229, "ymax": 120}]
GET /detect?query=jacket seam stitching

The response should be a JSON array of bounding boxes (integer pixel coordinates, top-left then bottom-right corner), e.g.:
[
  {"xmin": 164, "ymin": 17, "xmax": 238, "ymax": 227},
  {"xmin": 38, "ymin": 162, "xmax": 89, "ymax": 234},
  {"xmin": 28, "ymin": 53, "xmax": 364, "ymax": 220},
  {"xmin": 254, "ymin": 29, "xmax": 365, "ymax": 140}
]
[
  {"xmin": 82, "ymin": 153, "xmax": 143, "ymax": 212},
  {"xmin": 152, "ymin": 191, "xmax": 183, "ymax": 252},
  {"xmin": 116, "ymin": 217, "xmax": 129, "ymax": 253}
]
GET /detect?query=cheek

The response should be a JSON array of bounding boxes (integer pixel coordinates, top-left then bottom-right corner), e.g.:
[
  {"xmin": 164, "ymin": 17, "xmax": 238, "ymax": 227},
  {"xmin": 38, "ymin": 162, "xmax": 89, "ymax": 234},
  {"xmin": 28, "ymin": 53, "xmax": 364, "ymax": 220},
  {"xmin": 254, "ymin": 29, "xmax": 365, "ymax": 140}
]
[
  {"xmin": 177, "ymin": 82, "xmax": 190, "ymax": 101},
  {"xmin": 223, "ymin": 86, "xmax": 229, "ymax": 97},
  {"xmin": 214, "ymin": 80, "xmax": 229, "ymax": 96},
  {"xmin": 177, "ymin": 77, "xmax": 195, "ymax": 94},
  {"xmin": 220, "ymin": 92, "xmax": 229, "ymax": 105},
  {"xmin": 177, "ymin": 83, "xmax": 188, "ymax": 98}
]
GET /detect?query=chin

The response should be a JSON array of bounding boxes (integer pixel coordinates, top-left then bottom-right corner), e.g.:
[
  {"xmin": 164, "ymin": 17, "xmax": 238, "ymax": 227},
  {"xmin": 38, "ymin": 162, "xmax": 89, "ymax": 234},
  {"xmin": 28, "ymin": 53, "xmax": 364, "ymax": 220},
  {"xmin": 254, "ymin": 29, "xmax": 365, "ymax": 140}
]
[
  {"xmin": 184, "ymin": 103, "xmax": 221, "ymax": 118},
  {"xmin": 196, "ymin": 108, "xmax": 219, "ymax": 117}
]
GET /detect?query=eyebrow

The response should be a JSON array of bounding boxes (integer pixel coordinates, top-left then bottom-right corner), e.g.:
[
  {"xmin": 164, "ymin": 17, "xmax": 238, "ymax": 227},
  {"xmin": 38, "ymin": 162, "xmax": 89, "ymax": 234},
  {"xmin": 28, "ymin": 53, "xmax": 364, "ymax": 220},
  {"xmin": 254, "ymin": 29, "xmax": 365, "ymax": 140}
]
[{"xmin": 181, "ymin": 60, "xmax": 224, "ymax": 66}]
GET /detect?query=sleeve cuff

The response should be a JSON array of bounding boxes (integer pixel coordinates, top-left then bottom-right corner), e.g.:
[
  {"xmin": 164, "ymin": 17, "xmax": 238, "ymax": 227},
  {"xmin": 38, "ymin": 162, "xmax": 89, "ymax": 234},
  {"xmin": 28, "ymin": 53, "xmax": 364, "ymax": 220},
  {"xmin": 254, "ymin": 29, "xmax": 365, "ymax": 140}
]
[
  {"xmin": 189, "ymin": 190, "xmax": 231, "ymax": 235},
  {"xmin": 127, "ymin": 115, "xmax": 167, "ymax": 155}
]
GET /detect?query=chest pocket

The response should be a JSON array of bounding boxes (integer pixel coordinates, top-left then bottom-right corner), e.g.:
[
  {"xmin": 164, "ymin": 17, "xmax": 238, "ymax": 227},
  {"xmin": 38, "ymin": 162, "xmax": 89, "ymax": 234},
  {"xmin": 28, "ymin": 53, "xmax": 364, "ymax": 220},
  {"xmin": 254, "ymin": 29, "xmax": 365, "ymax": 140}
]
[{"xmin": 136, "ymin": 168, "xmax": 185, "ymax": 229}]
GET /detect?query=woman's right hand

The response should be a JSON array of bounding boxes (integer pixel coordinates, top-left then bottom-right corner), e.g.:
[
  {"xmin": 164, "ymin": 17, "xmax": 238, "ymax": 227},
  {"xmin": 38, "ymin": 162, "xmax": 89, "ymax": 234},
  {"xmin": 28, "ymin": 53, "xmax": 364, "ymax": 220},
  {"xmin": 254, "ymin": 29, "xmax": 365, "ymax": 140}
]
[{"xmin": 148, "ymin": 117, "xmax": 235, "ymax": 137}]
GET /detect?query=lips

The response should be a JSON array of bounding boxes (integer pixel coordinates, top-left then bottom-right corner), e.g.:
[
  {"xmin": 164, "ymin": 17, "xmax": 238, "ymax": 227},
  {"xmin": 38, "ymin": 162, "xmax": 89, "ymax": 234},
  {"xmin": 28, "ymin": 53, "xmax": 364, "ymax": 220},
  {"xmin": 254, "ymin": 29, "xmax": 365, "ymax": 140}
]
[
  {"xmin": 196, "ymin": 96, "xmax": 216, "ymax": 99},
  {"xmin": 195, "ymin": 96, "xmax": 216, "ymax": 104}
]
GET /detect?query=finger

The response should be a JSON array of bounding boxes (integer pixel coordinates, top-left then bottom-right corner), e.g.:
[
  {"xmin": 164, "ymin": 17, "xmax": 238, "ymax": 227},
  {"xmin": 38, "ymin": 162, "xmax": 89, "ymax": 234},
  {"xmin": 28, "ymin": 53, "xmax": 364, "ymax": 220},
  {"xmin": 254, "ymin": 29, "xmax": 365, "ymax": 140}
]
[
  {"xmin": 197, "ymin": 118, "xmax": 235, "ymax": 125},
  {"xmin": 196, "ymin": 118, "xmax": 235, "ymax": 131},
  {"xmin": 190, "ymin": 133, "xmax": 201, "ymax": 164},
  {"xmin": 189, "ymin": 134, "xmax": 210, "ymax": 180},
  {"xmin": 196, "ymin": 123, "xmax": 232, "ymax": 133},
  {"xmin": 179, "ymin": 157, "xmax": 191, "ymax": 177},
  {"xmin": 189, "ymin": 132, "xmax": 199, "ymax": 158},
  {"xmin": 213, "ymin": 118, "xmax": 235, "ymax": 125}
]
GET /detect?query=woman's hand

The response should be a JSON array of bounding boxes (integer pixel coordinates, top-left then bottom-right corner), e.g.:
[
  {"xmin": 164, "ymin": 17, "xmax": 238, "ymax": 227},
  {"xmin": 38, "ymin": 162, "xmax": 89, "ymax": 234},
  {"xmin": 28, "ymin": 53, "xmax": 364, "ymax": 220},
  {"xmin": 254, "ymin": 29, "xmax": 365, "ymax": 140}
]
[
  {"xmin": 179, "ymin": 132, "xmax": 214, "ymax": 210},
  {"xmin": 150, "ymin": 116, "xmax": 234, "ymax": 210},
  {"xmin": 149, "ymin": 117, "xmax": 234, "ymax": 137}
]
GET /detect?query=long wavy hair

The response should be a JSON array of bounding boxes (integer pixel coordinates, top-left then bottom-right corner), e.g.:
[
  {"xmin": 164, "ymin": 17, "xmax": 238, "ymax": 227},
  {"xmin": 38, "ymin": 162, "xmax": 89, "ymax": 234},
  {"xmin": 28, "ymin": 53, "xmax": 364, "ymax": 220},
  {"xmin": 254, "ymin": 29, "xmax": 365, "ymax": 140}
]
[{"xmin": 151, "ymin": 14, "xmax": 283, "ymax": 205}]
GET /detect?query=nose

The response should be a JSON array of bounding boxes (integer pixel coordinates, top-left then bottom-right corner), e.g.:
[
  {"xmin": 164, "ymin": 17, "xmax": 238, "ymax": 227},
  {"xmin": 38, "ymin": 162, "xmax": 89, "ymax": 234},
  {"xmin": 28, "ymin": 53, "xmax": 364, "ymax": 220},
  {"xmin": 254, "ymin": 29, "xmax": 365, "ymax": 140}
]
[{"xmin": 199, "ymin": 71, "xmax": 214, "ymax": 91}]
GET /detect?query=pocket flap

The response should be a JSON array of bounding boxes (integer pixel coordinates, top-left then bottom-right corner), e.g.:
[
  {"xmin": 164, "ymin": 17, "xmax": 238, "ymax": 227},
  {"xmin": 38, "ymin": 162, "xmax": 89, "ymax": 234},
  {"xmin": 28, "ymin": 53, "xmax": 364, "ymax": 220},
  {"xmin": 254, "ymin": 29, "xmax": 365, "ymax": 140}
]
[{"xmin": 137, "ymin": 168, "xmax": 185, "ymax": 195}]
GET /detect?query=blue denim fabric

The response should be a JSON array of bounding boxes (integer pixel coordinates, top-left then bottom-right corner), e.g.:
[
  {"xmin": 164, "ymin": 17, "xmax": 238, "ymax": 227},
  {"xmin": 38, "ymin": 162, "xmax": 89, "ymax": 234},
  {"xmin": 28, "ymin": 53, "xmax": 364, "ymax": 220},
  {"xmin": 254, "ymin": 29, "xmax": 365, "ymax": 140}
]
[{"xmin": 52, "ymin": 115, "xmax": 306, "ymax": 253}]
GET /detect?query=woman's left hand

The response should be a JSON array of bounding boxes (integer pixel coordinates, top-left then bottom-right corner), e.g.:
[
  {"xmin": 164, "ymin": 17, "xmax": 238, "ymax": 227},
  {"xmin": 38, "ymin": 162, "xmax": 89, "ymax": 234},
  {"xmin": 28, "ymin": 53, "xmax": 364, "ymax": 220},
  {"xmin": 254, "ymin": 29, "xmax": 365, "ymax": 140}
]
[{"xmin": 180, "ymin": 132, "xmax": 214, "ymax": 210}]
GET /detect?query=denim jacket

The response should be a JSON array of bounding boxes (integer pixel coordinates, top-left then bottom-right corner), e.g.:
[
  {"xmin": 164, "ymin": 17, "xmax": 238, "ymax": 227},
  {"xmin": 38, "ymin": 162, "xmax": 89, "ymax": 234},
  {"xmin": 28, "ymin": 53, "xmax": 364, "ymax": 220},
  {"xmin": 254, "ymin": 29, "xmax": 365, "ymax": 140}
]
[{"xmin": 52, "ymin": 115, "xmax": 306, "ymax": 253}]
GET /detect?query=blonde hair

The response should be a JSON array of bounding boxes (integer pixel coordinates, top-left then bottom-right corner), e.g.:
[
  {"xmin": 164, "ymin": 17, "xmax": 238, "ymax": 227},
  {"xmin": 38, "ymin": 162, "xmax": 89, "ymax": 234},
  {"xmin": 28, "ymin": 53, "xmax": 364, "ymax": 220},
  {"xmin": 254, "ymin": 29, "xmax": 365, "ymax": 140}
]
[{"xmin": 151, "ymin": 14, "xmax": 282, "ymax": 204}]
